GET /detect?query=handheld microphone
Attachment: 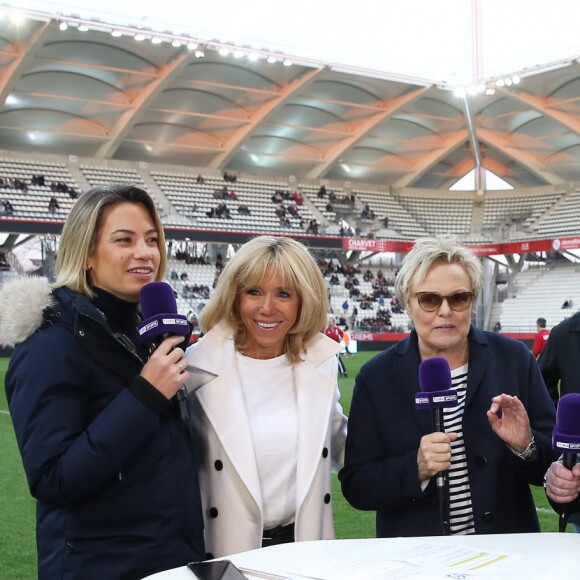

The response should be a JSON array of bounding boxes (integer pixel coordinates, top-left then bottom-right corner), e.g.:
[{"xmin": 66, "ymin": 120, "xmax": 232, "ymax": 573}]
[
  {"xmin": 552, "ymin": 393, "xmax": 580, "ymax": 532},
  {"xmin": 415, "ymin": 357, "xmax": 458, "ymax": 534},
  {"xmin": 138, "ymin": 281, "xmax": 190, "ymax": 422},
  {"xmin": 553, "ymin": 393, "xmax": 580, "ymax": 468},
  {"xmin": 138, "ymin": 281, "xmax": 189, "ymax": 343}
]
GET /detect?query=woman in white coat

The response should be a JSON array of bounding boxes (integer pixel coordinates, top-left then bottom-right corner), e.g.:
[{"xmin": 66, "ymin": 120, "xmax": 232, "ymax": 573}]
[{"xmin": 186, "ymin": 236, "xmax": 347, "ymax": 559}]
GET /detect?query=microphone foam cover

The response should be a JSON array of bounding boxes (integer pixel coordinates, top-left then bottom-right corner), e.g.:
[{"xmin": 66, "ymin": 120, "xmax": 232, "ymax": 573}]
[
  {"xmin": 419, "ymin": 357, "xmax": 452, "ymax": 392},
  {"xmin": 556, "ymin": 393, "xmax": 580, "ymax": 434},
  {"xmin": 553, "ymin": 393, "xmax": 580, "ymax": 451},
  {"xmin": 140, "ymin": 281, "xmax": 177, "ymax": 319}
]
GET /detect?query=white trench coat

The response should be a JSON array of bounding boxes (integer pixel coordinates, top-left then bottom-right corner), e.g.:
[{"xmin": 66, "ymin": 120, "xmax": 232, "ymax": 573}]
[{"xmin": 185, "ymin": 322, "xmax": 348, "ymax": 558}]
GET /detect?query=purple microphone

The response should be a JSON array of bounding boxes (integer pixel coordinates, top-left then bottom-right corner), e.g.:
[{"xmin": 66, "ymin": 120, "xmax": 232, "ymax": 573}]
[
  {"xmin": 416, "ymin": 357, "xmax": 458, "ymax": 413},
  {"xmin": 138, "ymin": 281, "xmax": 189, "ymax": 343},
  {"xmin": 415, "ymin": 357, "xmax": 458, "ymax": 527},
  {"xmin": 553, "ymin": 393, "xmax": 580, "ymax": 470}
]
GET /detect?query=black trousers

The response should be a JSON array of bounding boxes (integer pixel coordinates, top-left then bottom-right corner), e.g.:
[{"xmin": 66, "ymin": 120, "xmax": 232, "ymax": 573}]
[{"xmin": 262, "ymin": 522, "xmax": 295, "ymax": 548}]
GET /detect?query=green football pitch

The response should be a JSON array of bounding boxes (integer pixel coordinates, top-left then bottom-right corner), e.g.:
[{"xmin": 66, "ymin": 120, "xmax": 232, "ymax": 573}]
[{"xmin": 0, "ymin": 353, "xmax": 565, "ymax": 579}]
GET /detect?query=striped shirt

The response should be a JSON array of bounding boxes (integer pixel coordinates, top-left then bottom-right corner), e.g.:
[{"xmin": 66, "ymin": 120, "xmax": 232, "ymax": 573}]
[{"xmin": 444, "ymin": 363, "xmax": 475, "ymax": 535}]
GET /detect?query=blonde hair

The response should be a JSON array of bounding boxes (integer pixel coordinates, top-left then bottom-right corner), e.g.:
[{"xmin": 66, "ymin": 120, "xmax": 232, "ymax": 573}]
[
  {"xmin": 54, "ymin": 183, "xmax": 167, "ymax": 298},
  {"xmin": 395, "ymin": 235, "xmax": 483, "ymax": 307},
  {"xmin": 201, "ymin": 236, "xmax": 328, "ymax": 362}
]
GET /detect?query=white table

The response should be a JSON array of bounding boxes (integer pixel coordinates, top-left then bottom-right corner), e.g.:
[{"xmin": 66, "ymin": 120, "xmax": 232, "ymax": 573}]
[{"xmin": 143, "ymin": 533, "xmax": 580, "ymax": 579}]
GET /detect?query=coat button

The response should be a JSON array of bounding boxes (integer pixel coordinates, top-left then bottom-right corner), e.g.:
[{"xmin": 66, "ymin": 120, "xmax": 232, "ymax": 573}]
[
  {"xmin": 214, "ymin": 460, "xmax": 223, "ymax": 471},
  {"xmin": 475, "ymin": 455, "xmax": 487, "ymax": 468},
  {"xmin": 209, "ymin": 507, "xmax": 219, "ymax": 518},
  {"xmin": 205, "ymin": 552, "xmax": 214, "ymax": 560},
  {"xmin": 322, "ymin": 447, "xmax": 329, "ymax": 458},
  {"xmin": 482, "ymin": 511, "xmax": 494, "ymax": 522},
  {"xmin": 79, "ymin": 330, "xmax": 85, "ymax": 337},
  {"xmin": 324, "ymin": 493, "xmax": 331, "ymax": 504}
]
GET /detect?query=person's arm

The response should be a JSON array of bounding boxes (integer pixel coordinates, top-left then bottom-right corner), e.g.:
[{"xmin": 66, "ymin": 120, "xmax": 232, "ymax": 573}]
[
  {"xmin": 339, "ymin": 372, "xmax": 431, "ymax": 511},
  {"xmin": 532, "ymin": 334, "xmax": 542, "ymax": 357},
  {"xmin": 330, "ymin": 386, "xmax": 348, "ymax": 471},
  {"xmin": 7, "ymin": 332, "xmax": 184, "ymax": 507},
  {"xmin": 486, "ymin": 353, "xmax": 556, "ymax": 484}
]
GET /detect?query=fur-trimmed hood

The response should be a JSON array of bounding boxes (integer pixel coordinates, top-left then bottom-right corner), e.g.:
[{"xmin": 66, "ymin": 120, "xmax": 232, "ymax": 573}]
[{"xmin": 0, "ymin": 276, "xmax": 55, "ymax": 347}]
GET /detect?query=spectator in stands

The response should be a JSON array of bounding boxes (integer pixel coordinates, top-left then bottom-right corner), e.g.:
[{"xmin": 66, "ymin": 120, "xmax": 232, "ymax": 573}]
[
  {"xmin": 532, "ymin": 317, "xmax": 550, "ymax": 358},
  {"xmin": 562, "ymin": 299, "xmax": 571, "ymax": 309},
  {"xmin": 317, "ymin": 184, "xmax": 327, "ymax": 198},
  {"xmin": 238, "ymin": 204, "xmax": 251, "ymax": 215},
  {"xmin": 215, "ymin": 202, "xmax": 232, "ymax": 219},
  {"xmin": 325, "ymin": 318, "xmax": 347, "ymax": 377},
  {"xmin": 361, "ymin": 203, "xmax": 375, "ymax": 220},
  {"xmin": 493, "ymin": 320, "xmax": 502, "ymax": 332},
  {"xmin": 0, "ymin": 183, "xmax": 205, "ymax": 579},
  {"xmin": 48, "ymin": 196, "xmax": 60, "ymax": 214},
  {"xmin": 291, "ymin": 190, "xmax": 303, "ymax": 205},
  {"xmin": 1, "ymin": 198, "xmax": 14, "ymax": 216},
  {"xmin": 287, "ymin": 202, "xmax": 300, "ymax": 217},
  {"xmin": 185, "ymin": 235, "xmax": 347, "ymax": 557},
  {"xmin": 196, "ymin": 174, "xmax": 205, "ymax": 184},
  {"xmin": 340, "ymin": 235, "xmax": 556, "ymax": 538},
  {"xmin": 306, "ymin": 219, "xmax": 319, "ymax": 235}
]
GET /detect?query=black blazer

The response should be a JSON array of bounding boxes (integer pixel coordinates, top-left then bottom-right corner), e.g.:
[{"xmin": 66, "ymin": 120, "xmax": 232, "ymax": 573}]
[
  {"xmin": 538, "ymin": 311, "xmax": 580, "ymax": 407},
  {"xmin": 339, "ymin": 326, "xmax": 556, "ymax": 537}
]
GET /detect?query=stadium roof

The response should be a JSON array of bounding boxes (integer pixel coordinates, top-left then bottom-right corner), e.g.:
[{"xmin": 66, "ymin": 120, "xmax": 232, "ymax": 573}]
[{"xmin": 2, "ymin": 2, "xmax": 580, "ymax": 190}]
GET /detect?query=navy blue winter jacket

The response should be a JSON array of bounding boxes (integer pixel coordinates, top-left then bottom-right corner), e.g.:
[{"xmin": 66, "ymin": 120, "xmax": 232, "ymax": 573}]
[{"xmin": 3, "ymin": 278, "xmax": 204, "ymax": 580}]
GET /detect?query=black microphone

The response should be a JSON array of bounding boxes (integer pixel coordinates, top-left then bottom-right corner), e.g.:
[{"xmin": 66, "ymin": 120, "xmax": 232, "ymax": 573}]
[
  {"xmin": 552, "ymin": 393, "xmax": 580, "ymax": 532},
  {"xmin": 138, "ymin": 281, "xmax": 190, "ymax": 422},
  {"xmin": 415, "ymin": 357, "xmax": 458, "ymax": 534}
]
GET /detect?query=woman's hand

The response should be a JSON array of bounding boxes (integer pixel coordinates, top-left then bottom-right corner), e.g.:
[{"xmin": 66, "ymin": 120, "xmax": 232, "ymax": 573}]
[
  {"xmin": 140, "ymin": 335, "xmax": 189, "ymax": 399},
  {"xmin": 487, "ymin": 394, "xmax": 532, "ymax": 452},
  {"xmin": 417, "ymin": 432, "xmax": 458, "ymax": 482},
  {"xmin": 545, "ymin": 461, "xmax": 580, "ymax": 504}
]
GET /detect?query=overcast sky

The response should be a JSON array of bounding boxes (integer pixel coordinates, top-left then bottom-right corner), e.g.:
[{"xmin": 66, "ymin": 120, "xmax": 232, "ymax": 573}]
[{"xmin": 6, "ymin": 0, "xmax": 580, "ymax": 84}]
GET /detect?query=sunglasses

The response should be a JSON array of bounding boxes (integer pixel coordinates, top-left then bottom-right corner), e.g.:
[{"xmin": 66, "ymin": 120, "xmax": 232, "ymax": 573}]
[{"xmin": 411, "ymin": 291, "xmax": 474, "ymax": 312}]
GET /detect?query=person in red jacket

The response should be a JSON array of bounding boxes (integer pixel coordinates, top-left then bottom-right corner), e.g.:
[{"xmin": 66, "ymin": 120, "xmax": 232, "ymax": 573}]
[
  {"xmin": 325, "ymin": 319, "xmax": 347, "ymax": 377},
  {"xmin": 532, "ymin": 317, "xmax": 550, "ymax": 358}
]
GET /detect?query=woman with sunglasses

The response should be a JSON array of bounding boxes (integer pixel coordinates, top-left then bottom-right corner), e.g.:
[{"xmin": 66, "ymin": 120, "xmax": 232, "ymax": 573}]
[{"xmin": 339, "ymin": 235, "xmax": 556, "ymax": 537}]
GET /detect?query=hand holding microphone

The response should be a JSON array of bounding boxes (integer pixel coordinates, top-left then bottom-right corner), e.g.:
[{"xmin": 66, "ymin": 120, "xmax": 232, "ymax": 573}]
[
  {"xmin": 141, "ymin": 335, "xmax": 188, "ymax": 399},
  {"xmin": 415, "ymin": 358, "xmax": 458, "ymax": 494},
  {"xmin": 545, "ymin": 461, "xmax": 580, "ymax": 504},
  {"xmin": 417, "ymin": 432, "xmax": 458, "ymax": 482},
  {"xmin": 547, "ymin": 393, "xmax": 580, "ymax": 531},
  {"xmin": 137, "ymin": 281, "xmax": 190, "ymax": 400}
]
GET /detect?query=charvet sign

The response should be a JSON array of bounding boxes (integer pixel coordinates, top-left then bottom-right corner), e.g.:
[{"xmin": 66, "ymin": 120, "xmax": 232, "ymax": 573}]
[{"xmin": 342, "ymin": 236, "xmax": 580, "ymax": 256}]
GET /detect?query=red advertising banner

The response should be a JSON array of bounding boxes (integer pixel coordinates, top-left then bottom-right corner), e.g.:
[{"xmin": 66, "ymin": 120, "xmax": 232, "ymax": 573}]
[{"xmin": 342, "ymin": 236, "xmax": 580, "ymax": 256}]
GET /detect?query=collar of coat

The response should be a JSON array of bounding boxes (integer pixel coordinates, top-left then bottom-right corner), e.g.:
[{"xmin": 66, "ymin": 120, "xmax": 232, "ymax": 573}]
[
  {"xmin": 0, "ymin": 276, "xmax": 56, "ymax": 347},
  {"xmin": 187, "ymin": 320, "xmax": 341, "ymax": 378},
  {"xmin": 185, "ymin": 320, "xmax": 343, "ymax": 515}
]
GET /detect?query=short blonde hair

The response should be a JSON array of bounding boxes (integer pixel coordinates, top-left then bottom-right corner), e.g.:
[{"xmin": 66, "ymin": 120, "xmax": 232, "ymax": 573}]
[
  {"xmin": 395, "ymin": 235, "xmax": 483, "ymax": 307},
  {"xmin": 54, "ymin": 183, "xmax": 167, "ymax": 298},
  {"xmin": 200, "ymin": 236, "xmax": 328, "ymax": 362}
]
